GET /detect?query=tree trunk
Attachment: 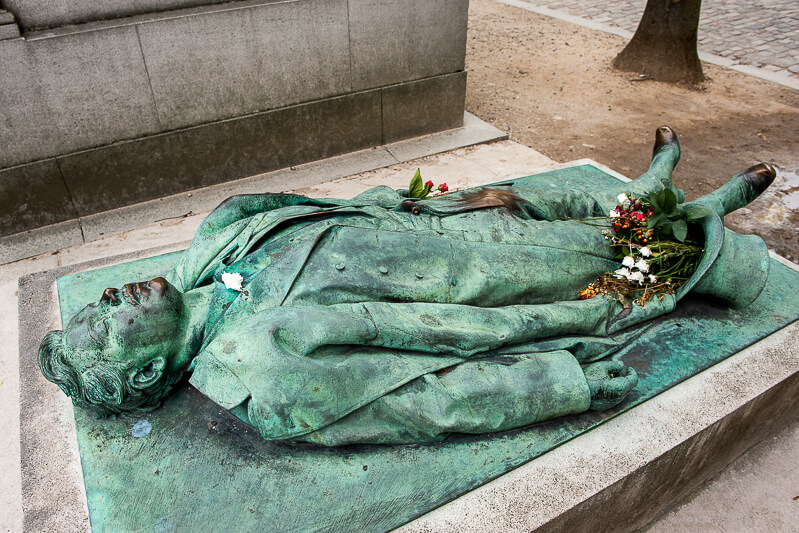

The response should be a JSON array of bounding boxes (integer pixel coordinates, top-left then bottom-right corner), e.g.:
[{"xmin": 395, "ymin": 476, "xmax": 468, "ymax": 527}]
[{"xmin": 613, "ymin": 0, "xmax": 705, "ymax": 84}]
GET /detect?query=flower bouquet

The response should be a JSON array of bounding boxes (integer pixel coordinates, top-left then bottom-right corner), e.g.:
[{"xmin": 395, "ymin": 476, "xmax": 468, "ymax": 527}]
[
  {"xmin": 408, "ymin": 169, "xmax": 448, "ymax": 198},
  {"xmin": 581, "ymin": 189, "xmax": 710, "ymax": 307}
]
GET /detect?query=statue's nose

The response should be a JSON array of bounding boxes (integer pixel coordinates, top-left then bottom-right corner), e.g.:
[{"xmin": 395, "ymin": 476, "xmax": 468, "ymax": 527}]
[{"xmin": 148, "ymin": 277, "xmax": 168, "ymax": 295}]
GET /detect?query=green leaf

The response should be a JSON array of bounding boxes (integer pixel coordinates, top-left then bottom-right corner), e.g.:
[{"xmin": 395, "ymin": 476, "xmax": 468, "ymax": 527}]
[
  {"xmin": 409, "ymin": 169, "xmax": 424, "ymax": 198},
  {"xmin": 647, "ymin": 212, "xmax": 666, "ymax": 228},
  {"xmin": 685, "ymin": 206, "xmax": 712, "ymax": 220},
  {"xmin": 673, "ymin": 219, "xmax": 688, "ymax": 242},
  {"xmin": 661, "ymin": 221, "xmax": 674, "ymax": 236},
  {"xmin": 421, "ymin": 183, "xmax": 432, "ymax": 198},
  {"xmin": 662, "ymin": 189, "xmax": 677, "ymax": 213},
  {"xmin": 648, "ymin": 191, "xmax": 664, "ymax": 212}
]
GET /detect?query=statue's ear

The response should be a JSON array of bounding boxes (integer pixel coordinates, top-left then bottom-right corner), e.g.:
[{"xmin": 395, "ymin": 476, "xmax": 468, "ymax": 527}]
[{"xmin": 130, "ymin": 357, "xmax": 167, "ymax": 389}]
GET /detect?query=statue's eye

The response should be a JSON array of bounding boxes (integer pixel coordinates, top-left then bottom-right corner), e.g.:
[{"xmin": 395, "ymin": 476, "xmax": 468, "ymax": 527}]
[{"xmin": 89, "ymin": 316, "xmax": 109, "ymax": 342}]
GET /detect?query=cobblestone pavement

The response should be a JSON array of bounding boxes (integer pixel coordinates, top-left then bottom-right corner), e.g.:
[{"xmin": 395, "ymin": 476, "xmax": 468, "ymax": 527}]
[{"xmin": 517, "ymin": 0, "xmax": 799, "ymax": 79}]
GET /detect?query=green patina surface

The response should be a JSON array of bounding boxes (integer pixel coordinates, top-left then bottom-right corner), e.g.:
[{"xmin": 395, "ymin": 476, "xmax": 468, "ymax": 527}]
[{"xmin": 56, "ymin": 165, "xmax": 799, "ymax": 533}]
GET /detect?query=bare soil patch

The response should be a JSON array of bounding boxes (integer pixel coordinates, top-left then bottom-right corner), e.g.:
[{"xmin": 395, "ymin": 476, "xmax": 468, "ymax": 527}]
[{"xmin": 466, "ymin": 0, "xmax": 799, "ymax": 260}]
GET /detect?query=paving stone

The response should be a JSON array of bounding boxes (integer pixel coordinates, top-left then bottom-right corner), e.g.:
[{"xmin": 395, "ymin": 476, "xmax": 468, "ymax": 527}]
[
  {"xmin": 515, "ymin": 0, "xmax": 799, "ymax": 75},
  {"xmin": 772, "ymin": 55, "xmax": 798, "ymax": 68}
]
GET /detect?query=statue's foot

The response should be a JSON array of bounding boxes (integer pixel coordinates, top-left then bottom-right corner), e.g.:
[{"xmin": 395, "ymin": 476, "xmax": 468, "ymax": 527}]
[
  {"xmin": 693, "ymin": 162, "xmax": 778, "ymax": 216},
  {"xmin": 742, "ymin": 162, "xmax": 777, "ymax": 197},
  {"xmin": 652, "ymin": 125, "xmax": 678, "ymax": 158},
  {"xmin": 642, "ymin": 126, "xmax": 682, "ymax": 196}
]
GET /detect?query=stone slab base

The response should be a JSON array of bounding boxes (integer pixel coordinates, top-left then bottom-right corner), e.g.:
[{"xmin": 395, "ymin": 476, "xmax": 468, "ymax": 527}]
[
  {"xmin": 16, "ymin": 167, "xmax": 799, "ymax": 531},
  {"xmin": 19, "ymin": 248, "xmax": 799, "ymax": 533}
]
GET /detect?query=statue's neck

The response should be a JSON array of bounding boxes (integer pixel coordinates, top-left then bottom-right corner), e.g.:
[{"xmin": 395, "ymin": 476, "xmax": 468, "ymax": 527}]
[{"xmin": 174, "ymin": 285, "xmax": 214, "ymax": 372}]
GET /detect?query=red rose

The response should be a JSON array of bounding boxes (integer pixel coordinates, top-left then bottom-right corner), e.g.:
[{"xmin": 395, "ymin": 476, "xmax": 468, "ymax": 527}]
[
  {"xmin": 425, "ymin": 180, "xmax": 434, "ymax": 188},
  {"xmin": 438, "ymin": 183, "xmax": 449, "ymax": 192}
]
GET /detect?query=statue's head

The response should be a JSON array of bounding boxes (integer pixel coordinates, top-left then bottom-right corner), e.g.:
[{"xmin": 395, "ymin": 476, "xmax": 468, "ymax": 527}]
[{"xmin": 39, "ymin": 277, "xmax": 190, "ymax": 417}]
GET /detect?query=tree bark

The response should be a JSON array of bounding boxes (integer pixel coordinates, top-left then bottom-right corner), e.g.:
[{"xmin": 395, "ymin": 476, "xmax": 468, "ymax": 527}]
[{"xmin": 613, "ymin": 0, "xmax": 705, "ymax": 84}]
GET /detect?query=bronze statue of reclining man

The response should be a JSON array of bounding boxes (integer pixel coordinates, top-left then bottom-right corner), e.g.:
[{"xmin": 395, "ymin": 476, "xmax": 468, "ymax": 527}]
[{"xmin": 39, "ymin": 127, "xmax": 777, "ymax": 445}]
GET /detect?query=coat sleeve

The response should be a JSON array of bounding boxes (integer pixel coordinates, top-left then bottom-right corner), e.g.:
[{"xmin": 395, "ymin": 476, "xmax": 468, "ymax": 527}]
[{"xmin": 295, "ymin": 349, "xmax": 592, "ymax": 445}]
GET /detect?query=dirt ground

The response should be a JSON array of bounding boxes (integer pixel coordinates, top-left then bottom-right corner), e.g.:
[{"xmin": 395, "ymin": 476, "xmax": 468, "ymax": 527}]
[{"xmin": 466, "ymin": 0, "xmax": 799, "ymax": 261}]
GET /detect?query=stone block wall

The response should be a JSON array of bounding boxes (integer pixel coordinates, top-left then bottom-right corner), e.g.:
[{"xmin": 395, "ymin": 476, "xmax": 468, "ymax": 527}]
[
  {"xmin": 0, "ymin": 0, "xmax": 469, "ymax": 237},
  {"xmin": 4, "ymin": 0, "xmax": 229, "ymax": 30}
]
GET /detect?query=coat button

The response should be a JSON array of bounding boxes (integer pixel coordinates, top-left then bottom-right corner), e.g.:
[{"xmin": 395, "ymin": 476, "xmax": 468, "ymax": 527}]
[
  {"xmin": 379, "ymin": 266, "xmax": 389, "ymax": 274},
  {"xmin": 332, "ymin": 253, "xmax": 346, "ymax": 271}
]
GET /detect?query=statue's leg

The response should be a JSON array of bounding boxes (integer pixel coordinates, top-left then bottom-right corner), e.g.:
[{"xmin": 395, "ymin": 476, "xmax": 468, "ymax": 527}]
[
  {"xmin": 624, "ymin": 126, "xmax": 683, "ymax": 200},
  {"xmin": 648, "ymin": 125, "xmax": 681, "ymax": 188},
  {"xmin": 674, "ymin": 163, "xmax": 776, "ymax": 309},
  {"xmin": 592, "ymin": 126, "xmax": 683, "ymax": 211},
  {"xmin": 692, "ymin": 162, "xmax": 777, "ymax": 217}
]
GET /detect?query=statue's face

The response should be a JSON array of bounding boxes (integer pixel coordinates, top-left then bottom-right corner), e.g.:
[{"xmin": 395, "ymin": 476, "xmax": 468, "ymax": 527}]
[{"xmin": 62, "ymin": 277, "xmax": 187, "ymax": 372}]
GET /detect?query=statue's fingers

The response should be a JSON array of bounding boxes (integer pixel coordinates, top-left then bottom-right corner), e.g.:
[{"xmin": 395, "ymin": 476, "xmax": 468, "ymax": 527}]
[
  {"xmin": 602, "ymin": 370, "xmax": 638, "ymax": 399},
  {"xmin": 602, "ymin": 379, "xmax": 627, "ymax": 399},
  {"xmin": 621, "ymin": 367, "xmax": 639, "ymax": 390},
  {"xmin": 584, "ymin": 361, "xmax": 611, "ymax": 380},
  {"xmin": 606, "ymin": 360, "xmax": 625, "ymax": 373}
]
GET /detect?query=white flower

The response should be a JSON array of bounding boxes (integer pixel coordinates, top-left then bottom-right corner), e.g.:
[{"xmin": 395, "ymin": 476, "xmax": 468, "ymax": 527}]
[
  {"xmin": 609, "ymin": 208, "xmax": 621, "ymax": 218},
  {"xmin": 634, "ymin": 259, "xmax": 649, "ymax": 272},
  {"xmin": 622, "ymin": 256, "xmax": 635, "ymax": 268},
  {"xmin": 221, "ymin": 271, "xmax": 244, "ymax": 291},
  {"xmin": 617, "ymin": 193, "xmax": 629, "ymax": 204},
  {"xmin": 648, "ymin": 274, "xmax": 657, "ymax": 283},
  {"xmin": 614, "ymin": 267, "xmax": 631, "ymax": 279},
  {"xmin": 640, "ymin": 246, "xmax": 652, "ymax": 257},
  {"xmin": 629, "ymin": 271, "xmax": 645, "ymax": 285}
]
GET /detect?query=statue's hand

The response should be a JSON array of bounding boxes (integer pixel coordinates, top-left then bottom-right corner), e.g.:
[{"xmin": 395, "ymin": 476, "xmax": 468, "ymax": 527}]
[{"xmin": 583, "ymin": 360, "xmax": 638, "ymax": 411}]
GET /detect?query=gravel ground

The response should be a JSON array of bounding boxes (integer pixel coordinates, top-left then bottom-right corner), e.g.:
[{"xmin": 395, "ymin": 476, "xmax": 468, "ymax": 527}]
[{"xmin": 466, "ymin": 0, "xmax": 799, "ymax": 261}]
